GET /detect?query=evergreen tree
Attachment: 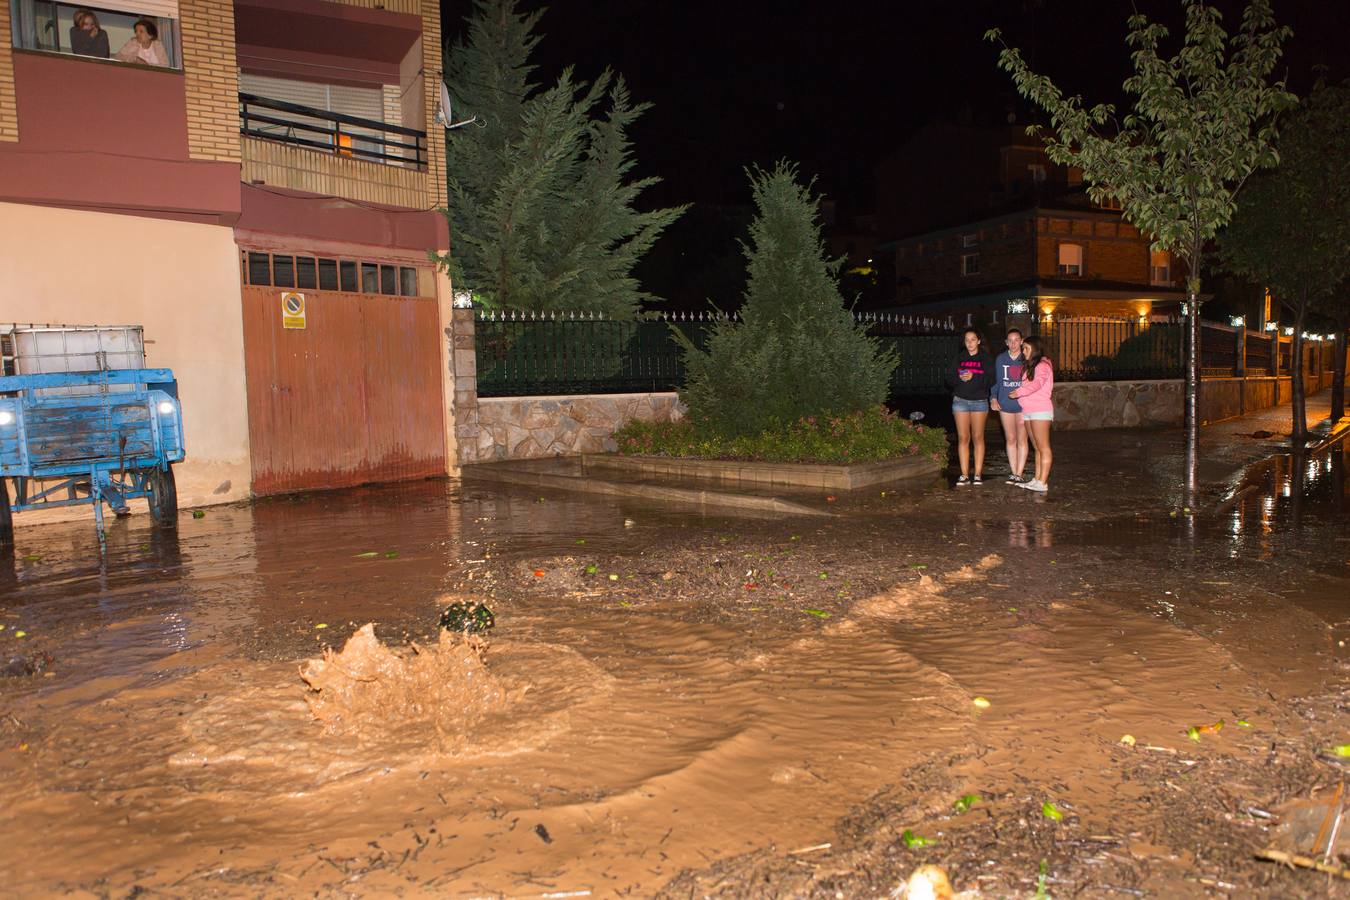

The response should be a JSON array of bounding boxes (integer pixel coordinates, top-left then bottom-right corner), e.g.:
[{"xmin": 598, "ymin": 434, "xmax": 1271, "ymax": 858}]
[
  {"xmin": 677, "ymin": 163, "xmax": 896, "ymax": 438},
  {"xmin": 436, "ymin": 0, "xmax": 685, "ymax": 318}
]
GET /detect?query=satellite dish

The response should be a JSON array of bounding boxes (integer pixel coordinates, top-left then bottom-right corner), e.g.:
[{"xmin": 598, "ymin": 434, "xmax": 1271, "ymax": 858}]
[{"xmin": 437, "ymin": 83, "xmax": 480, "ymax": 130}]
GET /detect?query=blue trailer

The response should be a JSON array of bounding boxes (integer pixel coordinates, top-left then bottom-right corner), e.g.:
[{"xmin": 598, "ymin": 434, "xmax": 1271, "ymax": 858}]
[{"xmin": 0, "ymin": 368, "xmax": 185, "ymax": 547}]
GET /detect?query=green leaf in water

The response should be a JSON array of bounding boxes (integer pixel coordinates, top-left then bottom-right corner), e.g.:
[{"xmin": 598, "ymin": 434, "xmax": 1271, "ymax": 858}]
[
  {"xmin": 1330, "ymin": 744, "xmax": 1350, "ymax": 758},
  {"xmin": 901, "ymin": 828, "xmax": 933, "ymax": 848},
  {"xmin": 1041, "ymin": 801, "xmax": 1064, "ymax": 822},
  {"xmin": 1187, "ymin": 726, "xmax": 1202, "ymax": 742},
  {"xmin": 384, "ymin": 551, "xmax": 399, "ymax": 559},
  {"xmin": 1035, "ymin": 859, "xmax": 1050, "ymax": 899},
  {"xmin": 576, "ymin": 539, "xmax": 586, "ymax": 545},
  {"xmin": 953, "ymin": 794, "xmax": 980, "ymax": 813},
  {"xmin": 192, "ymin": 510, "xmax": 206, "ymax": 519},
  {"xmin": 584, "ymin": 564, "xmax": 598, "ymax": 575},
  {"xmin": 819, "ymin": 571, "xmax": 829, "ymax": 579},
  {"xmin": 909, "ymin": 563, "xmax": 927, "ymax": 570},
  {"xmin": 1236, "ymin": 718, "xmax": 1251, "ymax": 727},
  {"xmin": 23, "ymin": 555, "xmax": 41, "ymax": 562},
  {"xmin": 354, "ymin": 552, "xmax": 379, "ymax": 558},
  {"xmin": 803, "ymin": 608, "xmax": 830, "ymax": 619}
]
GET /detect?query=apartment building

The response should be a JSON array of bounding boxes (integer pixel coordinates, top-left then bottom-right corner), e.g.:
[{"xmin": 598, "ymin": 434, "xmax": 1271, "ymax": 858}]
[{"xmin": 0, "ymin": 0, "xmax": 454, "ymax": 506}]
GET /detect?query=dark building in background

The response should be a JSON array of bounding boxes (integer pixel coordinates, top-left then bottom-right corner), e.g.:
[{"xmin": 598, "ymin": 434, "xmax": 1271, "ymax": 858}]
[{"xmin": 874, "ymin": 121, "xmax": 1187, "ymax": 328}]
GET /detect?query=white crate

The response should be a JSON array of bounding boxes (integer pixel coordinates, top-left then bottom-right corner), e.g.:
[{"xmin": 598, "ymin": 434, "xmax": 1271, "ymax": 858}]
[{"xmin": 6, "ymin": 325, "xmax": 145, "ymax": 395}]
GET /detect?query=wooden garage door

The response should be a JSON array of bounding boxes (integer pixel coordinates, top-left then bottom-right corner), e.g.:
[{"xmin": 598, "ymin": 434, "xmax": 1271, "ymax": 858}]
[{"xmin": 241, "ymin": 286, "xmax": 446, "ymax": 496}]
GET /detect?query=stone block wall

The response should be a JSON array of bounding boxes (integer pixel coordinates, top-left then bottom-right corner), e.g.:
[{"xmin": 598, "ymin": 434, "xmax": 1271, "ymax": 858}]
[
  {"xmin": 1052, "ymin": 380, "xmax": 1183, "ymax": 430},
  {"xmin": 474, "ymin": 393, "xmax": 685, "ymax": 461}
]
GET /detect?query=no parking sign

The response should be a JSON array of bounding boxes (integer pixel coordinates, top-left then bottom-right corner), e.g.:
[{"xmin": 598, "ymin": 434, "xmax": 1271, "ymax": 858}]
[{"xmin": 281, "ymin": 292, "xmax": 306, "ymax": 329}]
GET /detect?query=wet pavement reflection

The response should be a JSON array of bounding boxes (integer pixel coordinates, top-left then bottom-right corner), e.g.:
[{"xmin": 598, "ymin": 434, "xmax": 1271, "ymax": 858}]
[{"xmin": 0, "ymin": 429, "xmax": 1347, "ymax": 896}]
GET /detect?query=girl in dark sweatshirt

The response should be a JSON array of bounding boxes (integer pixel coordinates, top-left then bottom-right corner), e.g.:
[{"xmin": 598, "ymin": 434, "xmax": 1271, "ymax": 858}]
[{"xmin": 943, "ymin": 327, "xmax": 995, "ymax": 485}]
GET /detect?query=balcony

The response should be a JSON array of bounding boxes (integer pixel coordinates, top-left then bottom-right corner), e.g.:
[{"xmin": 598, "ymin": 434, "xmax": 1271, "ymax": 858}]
[{"xmin": 238, "ymin": 93, "xmax": 431, "ymax": 208}]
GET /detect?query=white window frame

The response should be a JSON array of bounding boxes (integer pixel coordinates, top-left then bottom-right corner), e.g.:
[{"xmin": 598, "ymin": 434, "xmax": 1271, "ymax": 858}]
[
  {"xmin": 1057, "ymin": 243, "xmax": 1084, "ymax": 277},
  {"xmin": 1150, "ymin": 250, "xmax": 1171, "ymax": 285},
  {"xmin": 961, "ymin": 253, "xmax": 981, "ymax": 276},
  {"xmin": 961, "ymin": 233, "xmax": 979, "ymax": 248}
]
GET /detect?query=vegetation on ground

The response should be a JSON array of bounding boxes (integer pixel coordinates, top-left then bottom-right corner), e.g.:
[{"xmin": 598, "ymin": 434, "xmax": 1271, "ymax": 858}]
[{"xmin": 614, "ymin": 406, "xmax": 946, "ymax": 466}]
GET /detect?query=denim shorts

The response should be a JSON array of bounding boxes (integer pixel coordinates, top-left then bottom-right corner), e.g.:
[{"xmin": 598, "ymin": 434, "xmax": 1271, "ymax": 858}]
[
  {"xmin": 952, "ymin": 397, "xmax": 990, "ymax": 414},
  {"xmin": 1024, "ymin": 410, "xmax": 1054, "ymax": 421}
]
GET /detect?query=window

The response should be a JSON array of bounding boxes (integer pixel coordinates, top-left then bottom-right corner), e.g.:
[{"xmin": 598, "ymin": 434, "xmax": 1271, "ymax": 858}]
[
  {"xmin": 296, "ymin": 257, "xmax": 317, "ymax": 290},
  {"xmin": 1057, "ymin": 243, "xmax": 1084, "ymax": 276},
  {"xmin": 247, "ymin": 252, "xmax": 271, "ymax": 286},
  {"xmin": 242, "ymin": 251, "xmax": 426, "ymax": 296},
  {"xmin": 1150, "ymin": 250, "xmax": 1171, "ymax": 285},
  {"xmin": 1027, "ymin": 164, "xmax": 1047, "ymax": 184},
  {"xmin": 961, "ymin": 233, "xmax": 979, "ymax": 248},
  {"xmin": 10, "ymin": 1, "xmax": 181, "ymax": 68},
  {"xmin": 360, "ymin": 263, "xmax": 379, "ymax": 293},
  {"xmin": 272, "ymin": 255, "xmax": 295, "ymax": 288},
  {"xmin": 961, "ymin": 253, "xmax": 981, "ymax": 276},
  {"xmin": 318, "ymin": 258, "xmax": 339, "ymax": 291},
  {"xmin": 1097, "ymin": 194, "xmax": 1123, "ymax": 211},
  {"xmin": 399, "ymin": 267, "xmax": 419, "ymax": 297}
]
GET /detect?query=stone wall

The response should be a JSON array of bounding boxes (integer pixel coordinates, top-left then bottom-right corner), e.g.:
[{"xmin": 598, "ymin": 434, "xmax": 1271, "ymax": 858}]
[
  {"xmin": 472, "ymin": 393, "xmax": 685, "ymax": 462},
  {"xmin": 1052, "ymin": 380, "xmax": 1183, "ymax": 430}
]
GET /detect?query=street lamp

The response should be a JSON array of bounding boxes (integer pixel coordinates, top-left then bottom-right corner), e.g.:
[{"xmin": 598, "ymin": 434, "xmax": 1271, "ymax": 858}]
[
  {"xmin": 1264, "ymin": 321, "xmax": 1278, "ymax": 332},
  {"xmin": 1229, "ymin": 315, "xmax": 1244, "ymax": 327}
]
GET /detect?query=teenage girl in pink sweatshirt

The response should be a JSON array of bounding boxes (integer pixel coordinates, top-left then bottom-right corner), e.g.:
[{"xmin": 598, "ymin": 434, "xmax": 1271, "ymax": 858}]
[{"xmin": 1008, "ymin": 336, "xmax": 1053, "ymax": 493}]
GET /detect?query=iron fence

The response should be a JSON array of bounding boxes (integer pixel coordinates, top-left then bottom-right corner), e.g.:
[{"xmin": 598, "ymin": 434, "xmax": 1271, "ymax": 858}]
[
  {"xmin": 1040, "ymin": 316, "xmax": 1183, "ymax": 381},
  {"xmin": 474, "ymin": 310, "xmax": 957, "ymax": 397}
]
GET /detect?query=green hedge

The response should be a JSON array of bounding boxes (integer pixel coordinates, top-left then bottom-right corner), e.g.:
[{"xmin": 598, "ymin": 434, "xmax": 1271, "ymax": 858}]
[{"xmin": 614, "ymin": 405, "xmax": 947, "ymax": 465}]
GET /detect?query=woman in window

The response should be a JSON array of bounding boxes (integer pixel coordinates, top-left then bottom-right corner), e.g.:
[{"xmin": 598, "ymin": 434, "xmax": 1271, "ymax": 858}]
[
  {"xmin": 69, "ymin": 9, "xmax": 110, "ymax": 58},
  {"xmin": 115, "ymin": 18, "xmax": 169, "ymax": 67}
]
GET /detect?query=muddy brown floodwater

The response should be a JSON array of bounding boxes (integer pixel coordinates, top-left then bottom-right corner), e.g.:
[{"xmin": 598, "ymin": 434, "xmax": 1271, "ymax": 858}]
[{"xmin": 1, "ymin": 427, "xmax": 1347, "ymax": 898}]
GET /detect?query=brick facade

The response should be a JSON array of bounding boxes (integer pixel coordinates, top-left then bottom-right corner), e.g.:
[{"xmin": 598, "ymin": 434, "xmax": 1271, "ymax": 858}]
[
  {"xmin": 420, "ymin": 0, "xmax": 447, "ymax": 208},
  {"xmin": 895, "ymin": 209, "xmax": 1177, "ymax": 301},
  {"xmin": 0, "ymin": 1, "xmax": 17, "ymax": 143},
  {"xmin": 181, "ymin": 0, "xmax": 241, "ymax": 162}
]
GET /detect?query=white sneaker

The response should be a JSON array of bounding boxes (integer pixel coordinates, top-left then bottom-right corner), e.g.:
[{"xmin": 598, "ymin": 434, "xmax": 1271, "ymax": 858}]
[{"xmin": 1020, "ymin": 479, "xmax": 1048, "ymax": 493}]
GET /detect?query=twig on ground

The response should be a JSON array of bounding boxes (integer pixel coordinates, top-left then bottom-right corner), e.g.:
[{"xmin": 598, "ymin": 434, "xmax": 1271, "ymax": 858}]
[{"xmin": 1255, "ymin": 848, "xmax": 1350, "ymax": 878}]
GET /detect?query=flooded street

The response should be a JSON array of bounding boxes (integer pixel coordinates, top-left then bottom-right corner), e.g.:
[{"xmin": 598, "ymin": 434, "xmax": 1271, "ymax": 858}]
[{"xmin": 1, "ymin": 426, "xmax": 1348, "ymax": 898}]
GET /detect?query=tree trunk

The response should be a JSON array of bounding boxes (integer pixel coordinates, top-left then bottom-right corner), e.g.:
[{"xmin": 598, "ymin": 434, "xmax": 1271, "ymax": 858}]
[
  {"xmin": 1289, "ymin": 300, "xmax": 1307, "ymax": 446},
  {"xmin": 1332, "ymin": 321, "xmax": 1347, "ymax": 424},
  {"xmin": 1183, "ymin": 289, "xmax": 1201, "ymax": 503}
]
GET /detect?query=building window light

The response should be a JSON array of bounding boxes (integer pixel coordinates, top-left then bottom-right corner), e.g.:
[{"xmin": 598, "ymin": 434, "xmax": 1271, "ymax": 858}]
[
  {"xmin": 1007, "ymin": 299, "xmax": 1031, "ymax": 315},
  {"xmin": 1264, "ymin": 321, "xmax": 1278, "ymax": 332},
  {"xmin": 1282, "ymin": 327, "xmax": 1294, "ymax": 336},
  {"xmin": 1057, "ymin": 243, "xmax": 1083, "ymax": 276},
  {"xmin": 1229, "ymin": 315, "xmax": 1245, "ymax": 327}
]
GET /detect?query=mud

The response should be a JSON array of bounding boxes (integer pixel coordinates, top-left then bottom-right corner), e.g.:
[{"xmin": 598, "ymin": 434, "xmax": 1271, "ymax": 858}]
[{"xmin": 0, "ymin": 419, "xmax": 1347, "ymax": 898}]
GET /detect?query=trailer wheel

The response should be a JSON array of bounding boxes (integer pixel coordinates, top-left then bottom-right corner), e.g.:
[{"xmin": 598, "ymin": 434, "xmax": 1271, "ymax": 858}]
[
  {"xmin": 147, "ymin": 466, "xmax": 178, "ymax": 529},
  {"xmin": 0, "ymin": 479, "xmax": 12, "ymax": 546}
]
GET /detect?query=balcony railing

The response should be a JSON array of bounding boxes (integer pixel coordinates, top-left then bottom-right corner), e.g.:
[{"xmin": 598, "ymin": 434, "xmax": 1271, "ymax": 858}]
[{"xmin": 239, "ymin": 93, "xmax": 427, "ymax": 169}]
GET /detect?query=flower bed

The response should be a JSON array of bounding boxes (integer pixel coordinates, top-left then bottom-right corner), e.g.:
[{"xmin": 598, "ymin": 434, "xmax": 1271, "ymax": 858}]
[{"xmin": 614, "ymin": 406, "xmax": 946, "ymax": 466}]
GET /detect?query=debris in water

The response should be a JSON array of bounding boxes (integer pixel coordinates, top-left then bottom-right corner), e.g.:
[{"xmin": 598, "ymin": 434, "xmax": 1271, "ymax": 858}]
[
  {"xmin": 384, "ymin": 551, "xmax": 399, "ymax": 559},
  {"xmin": 534, "ymin": 823, "xmax": 553, "ymax": 843},
  {"xmin": 952, "ymin": 794, "xmax": 979, "ymax": 813},
  {"xmin": 1236, "ymin": 718, "xmax": 1252, "ymax": 727},
  {"xmin": 803, "ymin": 608, "xmax": 830, "ymax": 619},
  {"xmin": 3, "ymin": 651, "xmax": 53, "ymax": 677},
  {"xmin": 1187, "ymin": 719, "xmax": 1224, "ymax": 741},
  {"xmin": 13, "ymin": 631, "xmax": 27, "ymax": 639},
  {"xmin": 355, "ymin": 552, "xmax": 379, "ymax": 559},
  {"xmin": 1330, "ymin": 744, "xmax": 1350, "ymax": 758},
  {"xmin": 607, "ymin": 574, "xmax": 619, "ymax": 582},
  {"xmin": 192, "ymin": 509, "xmax": 206, "ymax": 519},
  {"xmin": 533, "ymin": 570, "xmax": 546, "ymax": 577},
  {"xmin": 971, "ymin": 696, "xmax": 991, "ymax": 709},
  {"xmin": 1041, "ymin": 801, "xmax": 1064, "ymax": 822},
  {"xmin": 901, "ymin": 828, "xmax": 934, "ymax": 848},
  {"xmin": 438, "ymin": 601, "xmax": 495, "ymax": 635},
  {"xmin": 900, "ymin": 864, "xmax": 952, "ymax": 900},
  {"xmin": 1120, "ymin": 734, "xmax": 1136, "ymax": 747},
  {"xmin": 584, "ymin": 564, "xmax": 598, "ymax": 575},
  {"xmin": 575, "ymin": 539, "xmax": 586, "ymax": 545},
  {"xmin": 315, "ymin": 623, "xmax": 328, "ymax": 630}
]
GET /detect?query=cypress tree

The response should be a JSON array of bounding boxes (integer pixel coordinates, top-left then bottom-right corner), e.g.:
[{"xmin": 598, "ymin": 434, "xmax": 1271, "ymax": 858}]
[
  {"xmin": 678, "ymin": 162, "xmax": 896, "ymax": 438},
  {"xmin": 437, "ymin": 0, "xmax": 684, "ymax": 318}
]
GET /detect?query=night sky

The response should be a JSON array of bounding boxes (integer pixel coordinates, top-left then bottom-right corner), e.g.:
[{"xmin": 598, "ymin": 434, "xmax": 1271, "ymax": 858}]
[{"xmin": 438, "ymin": 1, "xmax": 1347, "ymax": 219}]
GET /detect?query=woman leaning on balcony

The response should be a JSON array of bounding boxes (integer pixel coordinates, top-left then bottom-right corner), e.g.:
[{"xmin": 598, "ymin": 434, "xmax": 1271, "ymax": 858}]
[
  {"xmin": 70, "ymin": 9, "xmax": 110, "ymax": 59},
  {"xmin": 115, "ymin": 18, "xmax": 169, "ymax": 67}
]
